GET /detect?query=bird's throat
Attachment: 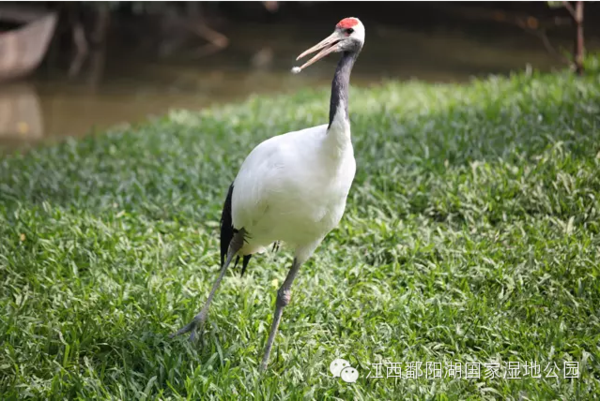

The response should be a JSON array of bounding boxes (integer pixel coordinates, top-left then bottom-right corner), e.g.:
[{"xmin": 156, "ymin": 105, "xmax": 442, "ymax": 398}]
[{"xmin": 328, "ymin": 51, "xmax": 358, "ymax": 130}]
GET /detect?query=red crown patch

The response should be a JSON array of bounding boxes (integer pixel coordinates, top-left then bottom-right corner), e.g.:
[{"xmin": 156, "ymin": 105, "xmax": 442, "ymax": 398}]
[{"xmin": 336, "ymin": 18, "xmax": 359, "ymax": 29}]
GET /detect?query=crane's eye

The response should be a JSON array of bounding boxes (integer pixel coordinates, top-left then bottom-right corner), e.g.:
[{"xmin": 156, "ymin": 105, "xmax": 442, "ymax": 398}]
[{"xmin": 345, "ymin": 28, "xmax": 354, "ymax": 35}]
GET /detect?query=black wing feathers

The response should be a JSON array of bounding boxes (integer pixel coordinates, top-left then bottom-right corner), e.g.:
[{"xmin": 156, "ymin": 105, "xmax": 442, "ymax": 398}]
[
  {"xmin": 220, "ymin": 183, "xmax": 253, "ymax": 275},
  {"xmin": 241, "ymin": 255, "xmax": 252, "ymax": 277},
  {"xmin": 220, "ymin": 183, "xmax": 235, "ymax": 268}
]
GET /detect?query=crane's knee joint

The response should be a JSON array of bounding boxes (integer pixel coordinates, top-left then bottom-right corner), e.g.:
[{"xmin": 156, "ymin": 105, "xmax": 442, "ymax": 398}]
[{"xmin": 276, "ymin": 288, "xmax": 292, "ymax": 307}]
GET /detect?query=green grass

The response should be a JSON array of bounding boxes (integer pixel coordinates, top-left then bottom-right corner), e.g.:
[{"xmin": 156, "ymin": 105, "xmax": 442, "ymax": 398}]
[{"xmin": 1, "ymin": 64, "xmax": 600, "ymax": 399}]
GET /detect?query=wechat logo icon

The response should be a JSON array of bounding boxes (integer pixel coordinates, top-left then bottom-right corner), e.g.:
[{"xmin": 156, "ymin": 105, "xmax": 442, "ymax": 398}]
[{"xmin": 330, "ymin": 358, "xmax": 359, "ymax": 383}]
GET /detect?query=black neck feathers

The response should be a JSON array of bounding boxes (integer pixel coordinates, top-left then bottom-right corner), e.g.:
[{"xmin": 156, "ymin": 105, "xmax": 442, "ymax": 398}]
[{"xmin": 328, "ymin": 51, "xmax": 359, "ymax": 129}]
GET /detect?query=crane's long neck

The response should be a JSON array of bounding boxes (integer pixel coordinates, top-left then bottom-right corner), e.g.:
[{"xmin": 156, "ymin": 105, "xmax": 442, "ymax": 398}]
[{"xmin": 328, "ymin": 51, "xmax": 358, "ymax": 132}]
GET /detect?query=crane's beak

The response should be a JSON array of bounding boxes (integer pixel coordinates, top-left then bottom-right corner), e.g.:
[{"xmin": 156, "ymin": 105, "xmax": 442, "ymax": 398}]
[{"xmin": 293, "ymin": 32, "xmax": 341, "ymax": 72}]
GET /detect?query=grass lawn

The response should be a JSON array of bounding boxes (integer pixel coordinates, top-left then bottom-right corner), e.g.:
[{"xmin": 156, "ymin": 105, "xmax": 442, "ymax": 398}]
[{"xmin": 1, "ymin": 61, "xmax": 600, "ymax": 399}]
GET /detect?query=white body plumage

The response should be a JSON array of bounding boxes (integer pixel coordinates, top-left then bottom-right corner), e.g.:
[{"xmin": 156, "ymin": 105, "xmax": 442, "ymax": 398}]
[{"xmin": 232, "ymin": 111, "xmax": 356, "ymax": 262}]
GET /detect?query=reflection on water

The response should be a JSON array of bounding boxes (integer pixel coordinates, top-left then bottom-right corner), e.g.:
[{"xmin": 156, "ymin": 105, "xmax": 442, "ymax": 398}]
[
  {"xmin": 0, "ymin": 84, "xmax": 44, "ymax": 146},
  {"xmin": 0, "ymin": 20, "xmax": 593, "ymax": 151}
]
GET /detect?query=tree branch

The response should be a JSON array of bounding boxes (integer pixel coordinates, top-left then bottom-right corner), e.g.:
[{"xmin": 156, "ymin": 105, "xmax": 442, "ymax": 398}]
[{"xmin": 562, "ymin": 1, "xmax": 577, "ymax": 20}]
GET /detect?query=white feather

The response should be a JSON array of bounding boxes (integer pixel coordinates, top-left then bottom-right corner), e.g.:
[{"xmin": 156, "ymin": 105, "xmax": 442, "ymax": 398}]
[{"xmin": 231, "ymin": 110, "xmax": 356, "ymax": 262}]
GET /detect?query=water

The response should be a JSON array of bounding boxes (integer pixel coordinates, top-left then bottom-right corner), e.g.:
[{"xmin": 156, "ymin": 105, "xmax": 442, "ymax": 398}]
[{"xmin": 0, "ymin": 18, "xmax": 592, "ymax": 151}]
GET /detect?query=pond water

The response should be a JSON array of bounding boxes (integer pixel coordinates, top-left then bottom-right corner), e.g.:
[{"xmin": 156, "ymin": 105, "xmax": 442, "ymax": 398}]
[{"xmin": 0, "ymin": 16, "xmax": 593, "ymax": 151}]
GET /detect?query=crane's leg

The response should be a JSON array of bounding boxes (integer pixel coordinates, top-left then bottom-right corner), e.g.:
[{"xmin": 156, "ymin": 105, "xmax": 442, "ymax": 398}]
[
  {"xmin": 260, "ymin": 240, "xmax": 322, "ymax": 370},
  {"xmin": 260, "ymin": 238, "xmax": 323, "ymax": 370},
  {"xmin": 171, "ymin": 229, "xmax": 246, "ymax": 341},
  {"xmin": 260, "ymin": 257, "xmax": 302, "ymax": 370}
]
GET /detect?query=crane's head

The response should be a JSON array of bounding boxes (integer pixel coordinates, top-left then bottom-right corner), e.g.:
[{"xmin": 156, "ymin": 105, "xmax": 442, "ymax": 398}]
[{"xmin": 292, "ymin": 17, "xmax": 365, "ymax": 74}]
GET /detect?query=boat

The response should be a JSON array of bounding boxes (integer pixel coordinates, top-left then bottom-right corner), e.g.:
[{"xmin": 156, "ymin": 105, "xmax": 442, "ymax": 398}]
[{"xmin": 0, "ymin": 6, "xmax": 57, "ymax": 82}]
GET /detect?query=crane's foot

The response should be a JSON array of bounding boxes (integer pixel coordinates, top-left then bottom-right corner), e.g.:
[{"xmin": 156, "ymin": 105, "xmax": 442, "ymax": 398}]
[{"xmin": 170, "ymin": 311, "xmax": 207, "ymax": 342}]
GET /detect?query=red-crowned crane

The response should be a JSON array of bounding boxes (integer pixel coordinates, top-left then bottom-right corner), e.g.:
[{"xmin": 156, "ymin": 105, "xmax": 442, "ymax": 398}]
[{"xmin": 172, "ymin": 17, "xmax": 365, "ymax": 370}]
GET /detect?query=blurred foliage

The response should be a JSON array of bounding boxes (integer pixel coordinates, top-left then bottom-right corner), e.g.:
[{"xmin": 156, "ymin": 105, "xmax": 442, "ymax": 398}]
[{"xmin": 584, "ymin": 52, "xmax": 600, "ymax": 73}]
